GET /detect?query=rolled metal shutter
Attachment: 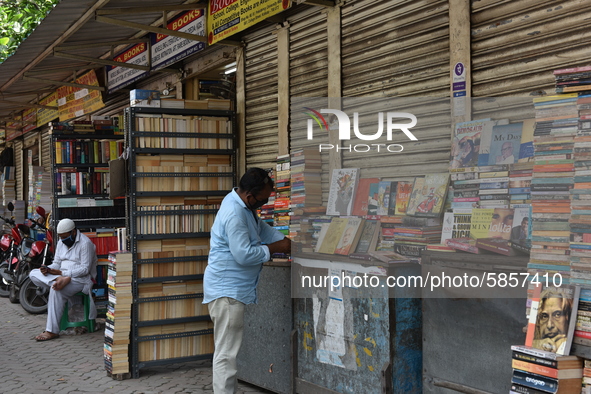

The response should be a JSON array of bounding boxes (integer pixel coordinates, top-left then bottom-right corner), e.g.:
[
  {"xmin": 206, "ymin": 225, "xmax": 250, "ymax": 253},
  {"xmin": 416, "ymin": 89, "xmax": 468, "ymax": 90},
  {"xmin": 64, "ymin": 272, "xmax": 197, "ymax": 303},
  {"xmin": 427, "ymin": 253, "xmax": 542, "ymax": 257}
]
[
  {"xmin": 243, "ymin": 24, "xmax": 279, "ymax": 170},
  {"xmin": 471, "ymin": 0, "xmax": 591, "ymax": 96},
  {"xmin": 14, "ymin": 139, "xmax": 23, "ymax": 201},
  {"xmin": 340, "ymin": 0, "xmax": 451, "ymax": 178},
  {"xmin": 288, "ymin": 7, "xmax": 331, "ymax": 201},
  {"xmin": 41, "ymin": 129, "xmax": 51, "ymax": 172}
]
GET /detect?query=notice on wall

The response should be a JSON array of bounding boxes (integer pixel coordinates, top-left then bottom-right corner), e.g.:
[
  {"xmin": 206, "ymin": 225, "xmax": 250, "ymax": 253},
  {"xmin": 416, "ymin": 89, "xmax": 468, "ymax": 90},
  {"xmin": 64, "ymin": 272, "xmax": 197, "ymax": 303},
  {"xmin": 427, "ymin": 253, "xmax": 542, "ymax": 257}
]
[
  {"xmin": 107, "ymin": 42, "xmax": 149, "ymax": 94},
  {"xmin": 36, "ymin": 92, "xmax": 58, "ymax": 127},
  {"xmin": 57, "ymin": 70, "xmax": 104, "ymax": 121},
  {"xmin": 151, "ymin": 10, "xmax": 206, "ymax": 71},
  {"xmin": 207, "ymin": 0, "xmax": 291, "ymax": 45}
]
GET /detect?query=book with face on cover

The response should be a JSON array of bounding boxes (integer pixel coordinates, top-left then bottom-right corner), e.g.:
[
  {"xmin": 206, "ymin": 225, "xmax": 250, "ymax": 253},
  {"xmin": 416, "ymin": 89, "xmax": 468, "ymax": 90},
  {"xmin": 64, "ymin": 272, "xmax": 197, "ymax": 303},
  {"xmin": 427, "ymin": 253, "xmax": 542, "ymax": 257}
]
[
  {"xmin": 334, "ymin": 217, "xmax": 365, "ymax": 256},
  {"xmin": 317, "ymin": 217, "xmax": 349, "ymax": 254},
  {"xmin": 326, "ymin": 168, "xmax": 359, "ymax": 216}
]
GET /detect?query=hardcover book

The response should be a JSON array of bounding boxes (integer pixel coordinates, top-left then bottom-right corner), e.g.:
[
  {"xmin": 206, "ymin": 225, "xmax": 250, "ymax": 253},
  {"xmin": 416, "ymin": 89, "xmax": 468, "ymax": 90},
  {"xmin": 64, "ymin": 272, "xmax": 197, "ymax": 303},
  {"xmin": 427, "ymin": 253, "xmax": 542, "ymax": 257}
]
[
  {"xmin": 349, "ymin": 220, "xmax": 380, "ymax": 260},
  {"xmin": 334, "ymin": 217, "xmax": 365, "ymax": 256},
  {"xmin": 351, "ymin": 177, "xmax": 379, "ymax": 216},
  {"xmin": 326, "ymin": 168, "xmax": 359, "ymax": 216},
  {"xmin": 525, "ymin": 284, "xmax": 580, "ymax": 356},
  {"xmin": 406, "ymin": 173, "xmax": 449, "ymax": 217},
  {"xmin": 394, "ymin": 181, "xmax": 414, "ymax": 215},
  {"xmin": 317, "ymin": 217, "xmax": 349, "ymax": 254},
  {"xmin": 488, "ymin": 122, "xmax": 523, "ymax": 165}
]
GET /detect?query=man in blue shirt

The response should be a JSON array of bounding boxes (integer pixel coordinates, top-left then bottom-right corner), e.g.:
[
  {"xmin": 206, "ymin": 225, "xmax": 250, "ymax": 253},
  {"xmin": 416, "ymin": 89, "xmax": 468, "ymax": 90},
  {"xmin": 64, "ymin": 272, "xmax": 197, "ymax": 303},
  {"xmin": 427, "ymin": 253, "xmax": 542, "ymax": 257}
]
[{"xmin": 204, "ymin": 168, "xmax": 291, "ymax": 394}]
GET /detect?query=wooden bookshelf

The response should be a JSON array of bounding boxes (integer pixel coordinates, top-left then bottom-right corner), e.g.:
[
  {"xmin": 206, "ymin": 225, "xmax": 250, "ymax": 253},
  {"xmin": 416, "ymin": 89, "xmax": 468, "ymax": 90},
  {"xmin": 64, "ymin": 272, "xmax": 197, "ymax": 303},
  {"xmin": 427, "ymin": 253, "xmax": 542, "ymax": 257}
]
[{"xmin": 126, "ymin": 105, "xmax": 236, "ymax": 378}]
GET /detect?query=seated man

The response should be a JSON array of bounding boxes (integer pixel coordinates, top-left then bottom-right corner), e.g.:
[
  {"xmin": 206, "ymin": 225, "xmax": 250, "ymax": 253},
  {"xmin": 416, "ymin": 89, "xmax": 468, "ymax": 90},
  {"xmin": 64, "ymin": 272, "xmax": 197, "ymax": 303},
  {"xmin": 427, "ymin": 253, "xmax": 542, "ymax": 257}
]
[{"xmin": 29, "ymin": 218, "xmax": 98, "ymax": 341}]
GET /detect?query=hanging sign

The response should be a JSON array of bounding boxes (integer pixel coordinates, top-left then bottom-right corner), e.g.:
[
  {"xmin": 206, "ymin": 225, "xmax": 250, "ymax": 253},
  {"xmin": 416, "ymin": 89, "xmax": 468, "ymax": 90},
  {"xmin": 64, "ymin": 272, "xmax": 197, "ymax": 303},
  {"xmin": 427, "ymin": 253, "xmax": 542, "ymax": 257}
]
[
  {"xmin": 36, "ymin": 92, "xmax": 59, "ymax": 127},
  {"xmin": 22, "ymin": 107, "xmax": 37, "ymax": 134},
  {"xmin": 207, "ymin": 0, "xmax": 291, "ymax": 45},
  {"xmin": 151, "ymin": 10, "xmax": 206, "ymax": 71},
  {"xmin": 57, "ymin": 70, "xmax": 104, "ymax": 121},
  {"xmin": 106, "ymin": 42, "xmax": 149, "ymax": 93}
]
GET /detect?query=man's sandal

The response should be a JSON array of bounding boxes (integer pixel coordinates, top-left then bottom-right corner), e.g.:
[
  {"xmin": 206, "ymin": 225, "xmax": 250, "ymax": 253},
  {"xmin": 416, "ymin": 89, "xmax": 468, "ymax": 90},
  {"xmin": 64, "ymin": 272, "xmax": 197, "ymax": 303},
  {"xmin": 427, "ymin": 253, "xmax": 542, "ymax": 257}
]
[{"xmin": 35, "ymin": 331, "xmax": 59, "ymax": 341}]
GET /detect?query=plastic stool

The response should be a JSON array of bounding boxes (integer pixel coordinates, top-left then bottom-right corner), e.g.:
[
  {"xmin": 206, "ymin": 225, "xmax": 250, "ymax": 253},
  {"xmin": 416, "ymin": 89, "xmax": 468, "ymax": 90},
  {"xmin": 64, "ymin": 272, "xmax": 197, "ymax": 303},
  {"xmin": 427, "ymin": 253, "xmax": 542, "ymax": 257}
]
[{"xmin": 59, "ymin": 291, "xmax": 95, "ymax": 333}]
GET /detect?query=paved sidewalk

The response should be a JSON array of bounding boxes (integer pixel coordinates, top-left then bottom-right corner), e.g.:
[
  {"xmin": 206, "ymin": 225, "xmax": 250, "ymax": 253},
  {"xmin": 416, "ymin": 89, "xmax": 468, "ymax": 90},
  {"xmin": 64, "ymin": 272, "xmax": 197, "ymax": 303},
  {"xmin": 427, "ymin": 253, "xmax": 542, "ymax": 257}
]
[{"xmin": 0, "ymin": 299, "xmax": 271, "ymax": 394}]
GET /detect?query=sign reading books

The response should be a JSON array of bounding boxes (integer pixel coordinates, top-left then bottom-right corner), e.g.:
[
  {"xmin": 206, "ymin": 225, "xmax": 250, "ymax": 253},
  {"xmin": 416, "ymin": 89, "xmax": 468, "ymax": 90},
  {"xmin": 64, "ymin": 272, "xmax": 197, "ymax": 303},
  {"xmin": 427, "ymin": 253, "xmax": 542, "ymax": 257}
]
[
  {"xmin": 57, "ymin": 70, "xmax": 104, "ymax": 121},
  {"xmin": 151, "ymin": 10, "xmax": 206, "ymax": 71},
  {"xmin": 36, "ymin": 92, "xmax": 58, "ymax": 127},
  {"xmin": 106, "ymin": 42, "xmax": 149, "ymax": 93},
  {"xmin": 207, "ymin": 0, "xmax": 291, "ymax": 45}
]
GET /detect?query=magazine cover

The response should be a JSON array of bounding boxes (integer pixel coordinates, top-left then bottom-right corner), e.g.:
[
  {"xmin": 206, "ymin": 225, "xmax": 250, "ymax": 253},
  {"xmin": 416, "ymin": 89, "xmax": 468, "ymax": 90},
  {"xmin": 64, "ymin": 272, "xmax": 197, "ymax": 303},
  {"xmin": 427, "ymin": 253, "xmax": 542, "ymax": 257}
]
[
  {"xmin": 326, "ymin": 168, "xmax": 359, "ymax": 216},
  {"xmin": 450, "ymin": 119, "xmax": 491, "ymax": 169},
  {"xmin": 406, "ymin": 173, "xmax": 450, "ymax": 217}
]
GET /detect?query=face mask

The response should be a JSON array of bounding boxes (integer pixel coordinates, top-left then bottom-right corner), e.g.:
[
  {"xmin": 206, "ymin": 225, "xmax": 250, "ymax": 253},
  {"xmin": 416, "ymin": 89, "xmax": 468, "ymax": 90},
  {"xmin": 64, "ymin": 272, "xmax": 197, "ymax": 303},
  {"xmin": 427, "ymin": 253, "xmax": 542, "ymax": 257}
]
[
  {"xmin": 62, "ymin": 234, "xmax": 75, "ymax": 248},
  {"xmin": 248, "ymin": 196, "xmax": 269, "ymax": 211}
]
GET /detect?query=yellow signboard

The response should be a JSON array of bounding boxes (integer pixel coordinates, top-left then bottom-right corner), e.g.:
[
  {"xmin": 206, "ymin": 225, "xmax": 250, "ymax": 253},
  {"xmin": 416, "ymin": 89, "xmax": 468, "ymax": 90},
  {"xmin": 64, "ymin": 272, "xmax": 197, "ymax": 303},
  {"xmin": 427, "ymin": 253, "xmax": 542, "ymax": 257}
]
[
  {"xmin": 207, "ymin": 0, "xmax": 291, "ymax": 45},
  {"xmin": 57, "ymin": 70, "xmax": 104, "ymax": 121},
  {"xmin": 37, "ymin": 92, "xmax": 59, "ymax": 127}
]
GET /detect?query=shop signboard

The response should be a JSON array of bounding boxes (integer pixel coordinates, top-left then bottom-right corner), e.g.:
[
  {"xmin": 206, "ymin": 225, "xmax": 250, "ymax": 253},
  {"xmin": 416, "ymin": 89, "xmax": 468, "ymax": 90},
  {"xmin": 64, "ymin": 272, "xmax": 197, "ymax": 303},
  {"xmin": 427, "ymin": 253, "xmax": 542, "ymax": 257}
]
[
  {"xmin": 57, "ymin": 70, "xmax": 104, "ymax": 121},
  {"xmin": 22, "ymin": 107, "xmax": 37, "ymax": 134},
  {"xmin": 151, "ymin": 10, "xmax": 206, "ymax": 71},
  {"xmin": 6, "ymin": 113, "xmax": 23, "ymax": 141},
  {"xmin": 107, "ymin": 42, "xmax": 149, "ymax": 93},
  {"xmin": 37, "ymin": 92, "xmax": 58, "ymax": 127},
  {"xmin": 207, "ymin": 0, "xmax": 291, "ymax": 45}
]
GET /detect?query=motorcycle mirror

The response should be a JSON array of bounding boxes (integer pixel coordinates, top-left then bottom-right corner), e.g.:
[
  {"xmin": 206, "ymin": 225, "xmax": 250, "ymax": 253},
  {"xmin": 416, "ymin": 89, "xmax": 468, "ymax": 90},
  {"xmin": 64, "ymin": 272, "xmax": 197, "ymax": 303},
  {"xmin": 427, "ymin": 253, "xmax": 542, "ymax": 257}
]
[
  {"xmin": 35, "ymin": 206, "xmax": 46, "ymax": 218},
  {"xmin": 7, "ymin": 202, "xmax": 13, "ymax": 212}
]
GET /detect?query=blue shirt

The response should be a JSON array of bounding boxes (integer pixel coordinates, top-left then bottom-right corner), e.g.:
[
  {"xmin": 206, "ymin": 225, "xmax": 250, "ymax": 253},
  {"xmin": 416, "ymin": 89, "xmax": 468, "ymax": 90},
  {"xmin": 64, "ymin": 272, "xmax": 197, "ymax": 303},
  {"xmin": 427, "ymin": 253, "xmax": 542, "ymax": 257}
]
[{"xmin": 203, "ymin": 188, "xmax": 285, "ymax": 304}]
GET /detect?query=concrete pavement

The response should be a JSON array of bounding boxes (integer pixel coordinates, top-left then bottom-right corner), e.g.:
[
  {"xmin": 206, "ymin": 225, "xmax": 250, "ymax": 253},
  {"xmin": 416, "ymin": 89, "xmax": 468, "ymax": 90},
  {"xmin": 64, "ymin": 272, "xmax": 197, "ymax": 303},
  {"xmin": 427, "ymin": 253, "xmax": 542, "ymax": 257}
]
[{"xmin": 0, "ymin": 299, "xmax": 271, "ymax": 394}]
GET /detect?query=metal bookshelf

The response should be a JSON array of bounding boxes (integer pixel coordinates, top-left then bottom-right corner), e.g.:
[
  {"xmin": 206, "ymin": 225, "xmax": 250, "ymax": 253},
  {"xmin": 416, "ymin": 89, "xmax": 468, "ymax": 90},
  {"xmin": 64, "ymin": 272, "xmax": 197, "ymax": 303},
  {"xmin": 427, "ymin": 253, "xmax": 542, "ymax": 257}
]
[
  {"xmin": 50, "ymin": 132, "xmax": 126, "ymax": 231},
  {"xmin": 125, "ymin": 106, "xmax": 237, "ymax": 378}
]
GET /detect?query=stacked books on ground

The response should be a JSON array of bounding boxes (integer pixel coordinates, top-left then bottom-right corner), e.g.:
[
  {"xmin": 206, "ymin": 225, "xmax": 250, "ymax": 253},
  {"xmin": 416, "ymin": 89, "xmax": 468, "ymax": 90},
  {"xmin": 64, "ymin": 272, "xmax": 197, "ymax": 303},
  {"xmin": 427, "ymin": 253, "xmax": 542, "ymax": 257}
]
[
  {"xmin": 510, "ymin": 345, "xmax": 583, "ymax": 394},
  {"xmin": 2, "ymin": 166, "xmax": 15, "ymax": 206},
  {"xmin": 289, "ymin": 149, "xmax": 322, "ymax": 252},
  {"xmin": 104, "ymin": 252, "xmax": 132, "ymax": 376}
]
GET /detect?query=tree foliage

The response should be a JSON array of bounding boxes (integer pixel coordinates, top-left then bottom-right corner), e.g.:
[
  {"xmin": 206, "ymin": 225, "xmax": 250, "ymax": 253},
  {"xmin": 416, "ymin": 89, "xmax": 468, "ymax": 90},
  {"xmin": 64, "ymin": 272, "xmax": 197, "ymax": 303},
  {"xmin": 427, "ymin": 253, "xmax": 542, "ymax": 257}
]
[{"xmin": 0, "ymin": 0, "xmax": 60, "ymax": 63}]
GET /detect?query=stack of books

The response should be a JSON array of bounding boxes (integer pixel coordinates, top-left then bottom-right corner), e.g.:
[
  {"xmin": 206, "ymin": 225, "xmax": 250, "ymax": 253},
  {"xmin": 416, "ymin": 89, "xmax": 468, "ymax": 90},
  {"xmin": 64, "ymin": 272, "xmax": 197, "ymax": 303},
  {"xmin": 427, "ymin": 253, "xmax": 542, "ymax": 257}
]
[
  {"xmin": 72, "ymin": 120, "xmax": 94, "ymax": 134},
  {"xmin": 272, "ymin": 154, "xmax": 290, "ymax": 262},
  {"xmin": 27, "ymin": 166, "xmax": 51, "ymax": 221},
  {"xmin": 510, "ymin": 345, "xmax": 583, "ymax": 394},
  {"xmin": 391, "ymin": 217, "xmax": 442, "ymax": 259},
  {"xmin": 509, "ymin": 162, "xmax": 533, "ymax": 209},
  {"xmin": 574, "ymin": 288, "xmax": 591, "ymax": 347},
  {"xmin": 2, "ymin": 166, "xmax": 15, "ymax": 206},
  {"xmin": 529, "ymin": 93, "xmax": 576, "ymax": 281},
  {"xmin": 478, "ymin": 168, "xmax": 511, "ymax": 209},
  {"xmin": 104, "ymin": 252, "xmax": 133, "ymax": 376}
]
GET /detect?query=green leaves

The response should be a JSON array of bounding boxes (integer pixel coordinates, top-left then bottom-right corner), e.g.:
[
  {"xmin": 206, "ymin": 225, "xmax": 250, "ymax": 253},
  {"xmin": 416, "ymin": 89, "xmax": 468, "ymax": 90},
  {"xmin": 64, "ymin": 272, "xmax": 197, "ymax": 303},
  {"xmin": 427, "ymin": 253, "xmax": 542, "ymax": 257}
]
[{"xmin": 0, "ymin": 0, "xmax": 60, "ymax": 63}]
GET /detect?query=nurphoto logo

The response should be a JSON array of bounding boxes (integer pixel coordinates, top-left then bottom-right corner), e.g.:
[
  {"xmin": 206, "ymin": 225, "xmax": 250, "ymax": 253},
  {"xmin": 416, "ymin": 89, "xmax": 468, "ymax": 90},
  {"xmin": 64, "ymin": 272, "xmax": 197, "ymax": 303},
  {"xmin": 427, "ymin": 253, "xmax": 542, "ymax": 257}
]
[{"xmin": 303, "ymin": 107, "xmax": 418, "ymax": 153}]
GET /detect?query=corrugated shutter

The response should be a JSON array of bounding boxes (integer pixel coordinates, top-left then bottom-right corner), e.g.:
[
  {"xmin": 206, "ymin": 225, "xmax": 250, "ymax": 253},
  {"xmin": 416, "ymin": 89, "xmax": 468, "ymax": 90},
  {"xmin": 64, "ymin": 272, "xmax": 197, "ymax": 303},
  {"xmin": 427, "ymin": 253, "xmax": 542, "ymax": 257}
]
[
  {"xmin": 288, "ymin": 7, "xmax": 331, "ymax": 201},
  {"xmin": 243, "ymin": 24, "xmax": 279, "ymax": 170},
  {"xmin": 14, "ymin": 139, "xmax": 23, "ymax": 201},
  {"xmin": 41, "ymin": 129, "xmax": 51, "ymax": 173},
  {"xmin": 471, "ymin": 0, "xmax": 591, "ymax": 96},
  {"xmin": 340, "ymin": 0, "xmax": 451, "ymax": 178}
]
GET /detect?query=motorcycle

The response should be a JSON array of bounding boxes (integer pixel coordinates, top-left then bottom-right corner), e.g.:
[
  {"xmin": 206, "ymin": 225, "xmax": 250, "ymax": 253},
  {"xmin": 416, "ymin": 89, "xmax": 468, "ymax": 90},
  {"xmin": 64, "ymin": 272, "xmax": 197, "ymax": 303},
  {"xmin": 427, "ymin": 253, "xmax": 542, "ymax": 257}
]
[
  {"xmin": 18, "ymin": 207, "xmax": 54, "ymax": 314},
  {"xmin": 0, "ymin": 202, "xmax": 16, "ymax": 297}
]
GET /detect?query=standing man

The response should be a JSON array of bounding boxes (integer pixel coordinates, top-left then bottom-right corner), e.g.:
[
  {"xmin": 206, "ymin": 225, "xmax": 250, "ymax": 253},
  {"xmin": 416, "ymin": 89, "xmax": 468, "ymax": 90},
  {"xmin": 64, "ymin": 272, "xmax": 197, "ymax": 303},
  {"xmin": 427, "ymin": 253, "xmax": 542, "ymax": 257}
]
[
  {"xmin": 30, "ymin": 218, "xmax": 98, "ymax": 341},
  {"xmin": 204, "ymin": 168, "xmax": 291, "ymax": 394}
]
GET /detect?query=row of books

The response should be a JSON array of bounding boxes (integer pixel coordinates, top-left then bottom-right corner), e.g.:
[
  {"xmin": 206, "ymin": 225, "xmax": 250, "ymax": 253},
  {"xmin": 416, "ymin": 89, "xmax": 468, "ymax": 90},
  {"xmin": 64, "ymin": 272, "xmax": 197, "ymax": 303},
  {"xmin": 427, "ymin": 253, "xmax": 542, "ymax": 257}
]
[
  {"xmin": 54, "ymin": 139, "xmax": 124, "ymax": 165},
  {"xmin": 134, "ymin": 205, "xmax": 219, "ymax": 234},
  {"xmin": 49, "ymin": 116, "xmax": 124, "ymax": 135},
  {"xmin": 55, "ymin": 168, "xmax": 110, "ymax": 196},
  {"xmin": 84, "ymin": 231, "xmax": 119, "ymax": 256}
]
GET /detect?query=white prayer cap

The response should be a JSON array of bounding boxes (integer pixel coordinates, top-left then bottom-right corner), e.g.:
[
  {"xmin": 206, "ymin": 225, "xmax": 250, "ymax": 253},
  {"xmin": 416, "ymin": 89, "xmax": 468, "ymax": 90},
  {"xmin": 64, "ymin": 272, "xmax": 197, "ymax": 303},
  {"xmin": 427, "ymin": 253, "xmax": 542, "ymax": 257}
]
[{"xmin": 56, "ymin": 218, "xmax": 75, "ymax": 234}]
